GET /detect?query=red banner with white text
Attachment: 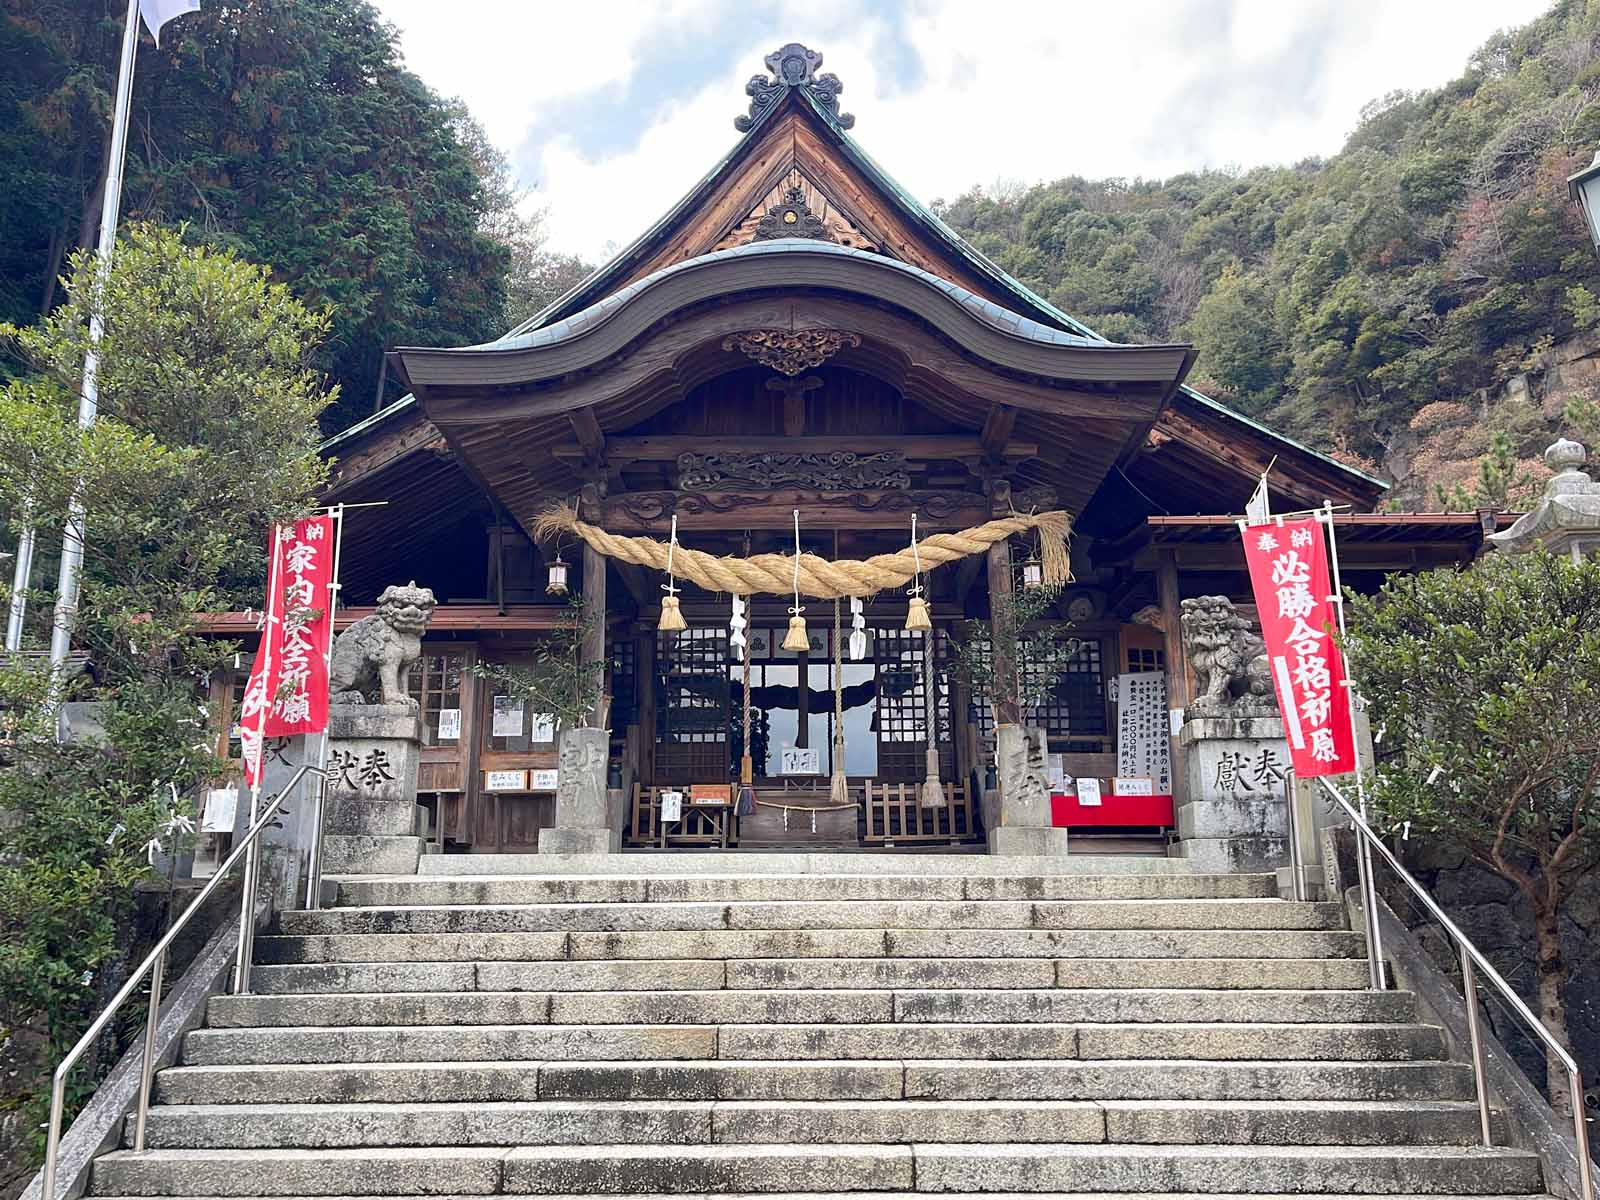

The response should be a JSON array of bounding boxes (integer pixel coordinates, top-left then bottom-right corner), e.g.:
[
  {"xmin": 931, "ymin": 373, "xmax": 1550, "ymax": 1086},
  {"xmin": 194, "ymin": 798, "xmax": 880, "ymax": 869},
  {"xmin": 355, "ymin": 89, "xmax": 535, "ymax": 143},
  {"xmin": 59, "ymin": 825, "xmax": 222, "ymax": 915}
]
[
  {"xmin": 1238, "ymin": 517, "xmax": 1356, "ymax": 778},
  {"xmin": 240, "ymin": 515, "xmax": 336, "ymax": 787}
]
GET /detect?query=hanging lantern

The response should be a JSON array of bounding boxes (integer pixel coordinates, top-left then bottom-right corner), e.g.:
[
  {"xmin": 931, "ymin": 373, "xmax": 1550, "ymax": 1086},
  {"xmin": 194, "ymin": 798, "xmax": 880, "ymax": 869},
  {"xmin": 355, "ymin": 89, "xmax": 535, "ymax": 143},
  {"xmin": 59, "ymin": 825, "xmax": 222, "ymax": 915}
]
[
  {"xmin": 545, "ymin": 552, "xmax": 570, "ymax": 596},
  {"xmin": 782, "ymin": 508, "xmax": 809, "ymax": 650},
  {"xmin": 658, "ymin": 514, "xmax": 686, "ymax": 633},
  {"xmin": 1020, "ymin": 553, "xmax": 1044, "ymax": 590}
]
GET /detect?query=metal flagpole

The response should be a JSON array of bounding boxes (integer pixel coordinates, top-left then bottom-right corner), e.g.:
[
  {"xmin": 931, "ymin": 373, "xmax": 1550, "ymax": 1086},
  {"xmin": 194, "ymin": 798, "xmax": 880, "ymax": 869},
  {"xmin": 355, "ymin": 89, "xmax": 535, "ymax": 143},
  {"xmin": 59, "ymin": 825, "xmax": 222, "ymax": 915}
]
[
  {"xmin": 46, "ymin": 0, "xmax": 142, "ymax": 686},
  {"xmin": 303, "ymin": 504, "xmax": 346, "ymax": 910},
  {"xmin": 5, "ymin": 514, "xmax": 33, "ymax": 651},
  {"xmin": 1320, "ymin": 500, "xmax": 1387, "ymax": 988}
]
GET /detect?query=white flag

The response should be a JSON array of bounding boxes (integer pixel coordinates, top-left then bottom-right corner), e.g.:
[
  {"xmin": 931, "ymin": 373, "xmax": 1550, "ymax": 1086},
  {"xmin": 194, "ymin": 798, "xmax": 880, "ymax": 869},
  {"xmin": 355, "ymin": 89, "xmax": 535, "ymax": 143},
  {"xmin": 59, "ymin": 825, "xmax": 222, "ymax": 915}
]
[
  {"xmin": 139, "ymin": 0, "xmax": 200, "ymax": 45},
  {"xmin": 1244, "ymin": 473, "xmax": 1271, "ymax": 526}
]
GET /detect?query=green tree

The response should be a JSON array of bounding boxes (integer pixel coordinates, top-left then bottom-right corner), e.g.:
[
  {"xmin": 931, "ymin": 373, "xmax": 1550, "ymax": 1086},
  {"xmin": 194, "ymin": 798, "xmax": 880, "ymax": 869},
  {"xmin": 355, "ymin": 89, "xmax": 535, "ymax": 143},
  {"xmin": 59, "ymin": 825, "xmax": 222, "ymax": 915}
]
[
  {"xmin": 0, "ymin": 0, "xmax": 510, "ymax": 433},
  {"xmin": 0, "ymin": 224, "xmax": 332, "ymax": 1156},
  {"xmin": 1343, "ymin": 548, "xmax": 1600, "ymax": 1114},
  {"xmin": 1184, "ymin": 262, "xmax": 1282, "ymax": 413}
]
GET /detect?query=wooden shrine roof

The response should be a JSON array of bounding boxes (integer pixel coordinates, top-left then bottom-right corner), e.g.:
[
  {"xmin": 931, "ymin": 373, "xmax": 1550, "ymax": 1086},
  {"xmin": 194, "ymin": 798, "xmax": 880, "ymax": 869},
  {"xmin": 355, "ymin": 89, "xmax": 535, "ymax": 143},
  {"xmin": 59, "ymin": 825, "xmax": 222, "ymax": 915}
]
[{"xmin": 322, "ymin": 41, "xmax": 1388, "ymax": 585}]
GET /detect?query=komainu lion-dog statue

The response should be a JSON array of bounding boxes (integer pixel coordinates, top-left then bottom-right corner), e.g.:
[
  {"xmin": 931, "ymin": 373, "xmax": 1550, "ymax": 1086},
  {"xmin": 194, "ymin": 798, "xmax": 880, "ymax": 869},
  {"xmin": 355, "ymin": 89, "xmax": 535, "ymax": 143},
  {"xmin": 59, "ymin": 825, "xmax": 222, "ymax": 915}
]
[
  {"xmin": 328, "ymin": 581, "xmax": 437, "ymax": 707},
  {"xmin": 1179, "ymin": 594, "xmax": 1278, "ymax": 718}
]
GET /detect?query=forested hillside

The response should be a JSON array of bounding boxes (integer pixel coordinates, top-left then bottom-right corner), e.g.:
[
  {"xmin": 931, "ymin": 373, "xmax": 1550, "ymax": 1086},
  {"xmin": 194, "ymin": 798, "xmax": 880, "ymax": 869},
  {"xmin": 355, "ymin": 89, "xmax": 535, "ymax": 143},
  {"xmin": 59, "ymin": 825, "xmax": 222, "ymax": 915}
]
[
  {"xmin": 934, "ymin": 0, "xmax": 1600, "ymax": 508},
  {"xmin": 0, "ymin": 0, "xmax": 589, "ymax": 434}
]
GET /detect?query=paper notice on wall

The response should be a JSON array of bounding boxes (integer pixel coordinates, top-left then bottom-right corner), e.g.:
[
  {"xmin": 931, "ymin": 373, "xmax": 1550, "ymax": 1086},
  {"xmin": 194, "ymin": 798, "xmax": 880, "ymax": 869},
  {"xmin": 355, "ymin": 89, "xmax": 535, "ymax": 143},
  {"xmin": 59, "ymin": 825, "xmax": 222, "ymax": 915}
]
[
  {"xmin": 1115, "ymin": 670, "xmax": 1173, "ymax": 796},
  {"xmin": 1046, "ymin": 753, "xmax": 1068, "ymax": 793},
  {"xmin": 491, "ymin": 696, "xmax": 523, "ymax": 738},
  {"xmin": 1113, "ymin": 776, "xmax": 1155, "ymax": 796},
  {"xmin": 780, "ymin": 745, "xmax": 822, "ymax": 775},
  {"xmin": 530, "ymin": 712, "xmax": 556, "ymax": 743},
  {"xmin": 201, "ymin": 787, "xmax": 238, "ymax": 833},
  {"xmin": 1075, "ymin": 777, "xmax": 1103, "ymax": 807},
  {"xmin": 660, "ymin": 791, "xmax": 684, "ymax": 823},
  {"xmin": 437, "ymin": 708, "xmax": 461, "ymax": 741}
]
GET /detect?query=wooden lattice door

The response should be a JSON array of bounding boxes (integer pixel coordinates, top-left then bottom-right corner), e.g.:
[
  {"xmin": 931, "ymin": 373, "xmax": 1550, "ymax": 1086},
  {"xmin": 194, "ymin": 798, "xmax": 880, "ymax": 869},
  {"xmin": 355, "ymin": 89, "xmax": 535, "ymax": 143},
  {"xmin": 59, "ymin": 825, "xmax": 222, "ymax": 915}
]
[
  {"xmin": 654, "ymin": 626, "xmax": 730, "ymax": 783},
  {"xmin": 873, "ymin": 627, "xmax": 954, "ymax": 783}
]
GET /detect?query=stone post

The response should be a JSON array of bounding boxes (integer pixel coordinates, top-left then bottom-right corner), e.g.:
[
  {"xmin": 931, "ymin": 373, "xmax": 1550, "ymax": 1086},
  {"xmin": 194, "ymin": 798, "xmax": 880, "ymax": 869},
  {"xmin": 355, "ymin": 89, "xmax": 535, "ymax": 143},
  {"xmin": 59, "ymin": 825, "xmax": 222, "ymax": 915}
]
[
  {"xmin": 538, "ymin": 725, "xmax": 620, "ymax": 854},
  {"xmin": 1174, "ymin": 715, "xmax": 1291, "ymax": 872},
  {"xmin": 321, "ymin": 702, "xmax": 426, "ymax": 874},
  {"xmin": 988, "ymin": 723, "xmax": 1070, "ymax": 856},
  {"xmin": 1172, "ymin": 595, "xmax": 1291, "ymax": 872}
]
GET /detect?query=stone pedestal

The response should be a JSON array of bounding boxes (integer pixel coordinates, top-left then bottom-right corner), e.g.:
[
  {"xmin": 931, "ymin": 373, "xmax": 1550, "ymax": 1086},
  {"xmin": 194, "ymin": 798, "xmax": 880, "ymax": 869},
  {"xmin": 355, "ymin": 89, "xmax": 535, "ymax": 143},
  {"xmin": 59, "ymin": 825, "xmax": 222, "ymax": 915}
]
[
  {"xmin": 1175, "ymin": 715, "xmax": 1290, "ymax": 872},
  {"xmin": 987, "ymin": 724, "xmax": 1071, "ymax": 856},
  {"xmin": 322, "ymin": 702, "xmax": 425, "ymax": 875},
  {"xmin": 538, "ymin": 726, "xmax": 620, "ymax": 855}
]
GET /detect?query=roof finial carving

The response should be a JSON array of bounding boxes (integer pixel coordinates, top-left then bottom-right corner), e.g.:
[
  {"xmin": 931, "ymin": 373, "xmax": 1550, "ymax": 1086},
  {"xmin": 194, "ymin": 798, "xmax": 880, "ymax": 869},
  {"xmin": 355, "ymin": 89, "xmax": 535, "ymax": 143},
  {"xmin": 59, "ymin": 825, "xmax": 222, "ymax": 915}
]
[{"xmin": 735, "ymin": 42, "xmax": 855, "ymax": 132}]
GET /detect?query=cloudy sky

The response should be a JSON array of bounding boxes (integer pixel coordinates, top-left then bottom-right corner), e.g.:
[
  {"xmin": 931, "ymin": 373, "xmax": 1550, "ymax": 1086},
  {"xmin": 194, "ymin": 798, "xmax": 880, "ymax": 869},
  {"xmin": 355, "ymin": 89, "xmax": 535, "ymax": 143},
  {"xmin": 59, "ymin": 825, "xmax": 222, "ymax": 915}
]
[{"xmin": 372, "ymin": 0, "xmax": 1550, "ymax": 262}]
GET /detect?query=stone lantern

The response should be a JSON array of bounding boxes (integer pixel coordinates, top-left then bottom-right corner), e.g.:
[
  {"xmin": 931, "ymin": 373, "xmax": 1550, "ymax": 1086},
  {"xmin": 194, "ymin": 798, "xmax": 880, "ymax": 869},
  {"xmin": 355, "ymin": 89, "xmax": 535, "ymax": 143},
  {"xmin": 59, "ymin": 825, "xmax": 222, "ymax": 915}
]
[{"xmin": 1487, "ymin": 438, "xmax": 1600, "ymax": 561}]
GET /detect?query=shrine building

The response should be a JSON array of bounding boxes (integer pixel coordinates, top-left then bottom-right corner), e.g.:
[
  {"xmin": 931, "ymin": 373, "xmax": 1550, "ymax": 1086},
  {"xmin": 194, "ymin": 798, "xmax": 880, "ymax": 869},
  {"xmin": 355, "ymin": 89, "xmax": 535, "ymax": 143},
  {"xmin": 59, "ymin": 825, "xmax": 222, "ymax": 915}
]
[{"xmin": 213, "ymin": 44, "xmax": 1508, "ymax": 854}]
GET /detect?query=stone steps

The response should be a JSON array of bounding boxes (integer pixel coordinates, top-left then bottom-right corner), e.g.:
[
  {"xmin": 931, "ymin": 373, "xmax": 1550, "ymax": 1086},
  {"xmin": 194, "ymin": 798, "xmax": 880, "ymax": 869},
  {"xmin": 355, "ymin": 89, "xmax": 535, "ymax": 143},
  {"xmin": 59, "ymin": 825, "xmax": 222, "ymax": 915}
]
[
  {"xmin": 128, "ymin": 1098, "xmax": 1502, "ymax": 1150},
  {"xmin": 252, "ymin": 928, "xmax": 1366, "ymax": 964},
  {"xmin": 87, "ymin": 1143, "xmax": 1545, "ymax": 1196},
  {"xmin": 84, "ymin": 864, "xmax": 1547, "ymax": 1200},
  {"xmin": 246, "ymin": 955, "xmax": 1375, "ymax": 994},
  {"xmin": 153, "ymin": 1059, "xmax": 1476, "ymax": 1105},
  {"xmin": 178, "ymin": 1022, "xmax": 1446, "ymax": 1067},
  {"xmin": 333, "ymin": 873, "xmax": 1279, "ymax": 907},
  {"xmin": 277, "ymin": 899, "xmax": 1344, "ymax": 936},
  {"xmin": 205, "ymin": 987, "xmax": 1421, "ymax": 1028},
  {"xmin": 86, "ymin": 1195, "xmax": 1563, "ymax": 1200},
  {"xmin": 412, "ymin": 853, "xmax": 1198, "ymax": 878}
]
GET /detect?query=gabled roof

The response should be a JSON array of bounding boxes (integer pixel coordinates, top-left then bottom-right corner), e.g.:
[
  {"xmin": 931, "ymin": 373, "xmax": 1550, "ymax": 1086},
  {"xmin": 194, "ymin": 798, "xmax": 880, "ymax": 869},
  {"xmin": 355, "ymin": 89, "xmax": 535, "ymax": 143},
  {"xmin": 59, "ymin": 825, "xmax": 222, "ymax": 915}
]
[{"xmin": 323, "ymin": 42, "xmax": 1384, "ymax": 503}]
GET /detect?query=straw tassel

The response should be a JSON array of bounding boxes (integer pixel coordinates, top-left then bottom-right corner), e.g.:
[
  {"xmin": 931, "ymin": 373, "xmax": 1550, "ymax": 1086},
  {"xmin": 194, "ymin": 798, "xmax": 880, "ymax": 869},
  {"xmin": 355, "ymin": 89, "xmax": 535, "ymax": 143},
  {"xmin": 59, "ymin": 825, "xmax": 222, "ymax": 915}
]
[
  {"xmin": 782, "ymin": 509, "xmax": 809, "ymax": 650},
  {"xmin": 658, "ymin": 514, "xmax": 686, "ymax": 632}
]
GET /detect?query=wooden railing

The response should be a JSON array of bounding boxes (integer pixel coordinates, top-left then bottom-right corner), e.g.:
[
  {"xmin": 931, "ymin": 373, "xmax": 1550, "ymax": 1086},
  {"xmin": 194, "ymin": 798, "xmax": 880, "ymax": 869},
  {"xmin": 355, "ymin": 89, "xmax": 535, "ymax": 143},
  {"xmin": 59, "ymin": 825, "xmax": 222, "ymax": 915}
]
[{"xmin": 863, "ymin": 781, "xmax": 976, "ymax": 845}]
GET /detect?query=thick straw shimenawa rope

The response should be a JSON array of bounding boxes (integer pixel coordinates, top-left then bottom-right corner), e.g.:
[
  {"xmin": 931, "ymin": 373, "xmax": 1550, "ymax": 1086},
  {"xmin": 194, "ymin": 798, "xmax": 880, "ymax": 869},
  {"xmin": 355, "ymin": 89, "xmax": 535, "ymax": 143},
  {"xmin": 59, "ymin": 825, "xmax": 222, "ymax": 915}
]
[{"xmin": 534, "ymin": 504, "xmax": 1072, "ymax": 600}]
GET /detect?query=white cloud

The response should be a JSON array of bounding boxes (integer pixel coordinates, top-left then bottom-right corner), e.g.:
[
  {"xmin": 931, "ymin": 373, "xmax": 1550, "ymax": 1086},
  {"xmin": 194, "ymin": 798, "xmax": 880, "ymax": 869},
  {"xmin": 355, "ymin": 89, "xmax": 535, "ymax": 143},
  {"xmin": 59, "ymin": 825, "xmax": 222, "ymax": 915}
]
[{"xmin": 375, "ymin": 0, "xmax": 1552, "ymax": 261}]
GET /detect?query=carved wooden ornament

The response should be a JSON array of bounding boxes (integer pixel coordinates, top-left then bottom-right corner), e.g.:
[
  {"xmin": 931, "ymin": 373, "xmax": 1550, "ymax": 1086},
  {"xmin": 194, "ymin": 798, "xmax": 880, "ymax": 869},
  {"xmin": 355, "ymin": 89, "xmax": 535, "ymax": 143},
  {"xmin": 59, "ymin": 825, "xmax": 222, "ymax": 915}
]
[
  {"xmin": 721, "ymin": 328, "xmax": 862, "ymax": 376},
  {"xmin": 754, "ymin": 185, "xmax": 831, "ymax": 242}
]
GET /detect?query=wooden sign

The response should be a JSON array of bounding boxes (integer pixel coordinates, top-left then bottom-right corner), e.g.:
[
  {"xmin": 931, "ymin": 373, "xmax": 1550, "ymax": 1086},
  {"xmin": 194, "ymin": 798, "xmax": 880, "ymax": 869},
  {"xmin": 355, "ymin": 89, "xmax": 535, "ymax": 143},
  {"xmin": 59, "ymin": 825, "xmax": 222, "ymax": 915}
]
[
  {"xmin": 484, "ymin": 769, "xmax": 527, "ymax": 791},
  {"xmin": 691, "ymin": 783, "xmax": 732, "ymax": 805},
  {"xmin": 530, "ymin": 769, "xmax": 559, "ymax": 791}
]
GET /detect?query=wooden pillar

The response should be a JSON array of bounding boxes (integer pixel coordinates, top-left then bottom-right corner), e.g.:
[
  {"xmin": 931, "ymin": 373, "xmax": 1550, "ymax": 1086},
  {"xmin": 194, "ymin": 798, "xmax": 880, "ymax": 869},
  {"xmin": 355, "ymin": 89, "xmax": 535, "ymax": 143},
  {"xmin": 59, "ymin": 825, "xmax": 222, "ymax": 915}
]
[
  {"xmin": 985, "ymin": 478, "xmax": 1021, "ymax": 728},
  {"xmin": 580, "ymin": 482, "xmax": 607, "ymax": 727},
  {"xmin": 1156, "ymin": 549, "xmax": 1189, "ymax": 803}
]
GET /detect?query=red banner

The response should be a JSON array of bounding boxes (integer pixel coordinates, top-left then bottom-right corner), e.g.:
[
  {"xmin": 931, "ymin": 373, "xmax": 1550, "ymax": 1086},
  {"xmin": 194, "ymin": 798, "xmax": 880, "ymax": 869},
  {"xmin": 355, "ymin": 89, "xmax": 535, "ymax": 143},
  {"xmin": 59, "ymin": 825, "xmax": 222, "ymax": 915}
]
[
  {"xmin": 240, "ymin": 515, "xmax": 336, "ymax": 786},
  {"xmin": 1239, "ymin": 517, "xmax": 1356, "ymax": 778}
]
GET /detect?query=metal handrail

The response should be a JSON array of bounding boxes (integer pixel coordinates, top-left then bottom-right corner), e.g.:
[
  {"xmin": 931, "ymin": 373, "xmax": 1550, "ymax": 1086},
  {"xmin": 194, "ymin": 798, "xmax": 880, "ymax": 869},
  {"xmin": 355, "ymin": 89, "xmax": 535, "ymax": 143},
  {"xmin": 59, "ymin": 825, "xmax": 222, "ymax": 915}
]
[
  {"xmin": 41, "ymin": 764, "xmax": 325, "ymax": 1200},
  {"xmin": 1319, "ymin": 776, "xmax": 1595, "ymax": 1200}
]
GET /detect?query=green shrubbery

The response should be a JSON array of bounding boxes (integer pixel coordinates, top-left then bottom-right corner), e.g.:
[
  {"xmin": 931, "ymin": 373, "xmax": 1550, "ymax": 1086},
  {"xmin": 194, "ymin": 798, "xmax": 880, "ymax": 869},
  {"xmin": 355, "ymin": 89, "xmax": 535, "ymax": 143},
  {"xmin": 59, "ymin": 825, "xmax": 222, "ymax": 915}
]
[{"xmin": 0, "ymin": 225, "xmax": 331, "ymax": 1163}]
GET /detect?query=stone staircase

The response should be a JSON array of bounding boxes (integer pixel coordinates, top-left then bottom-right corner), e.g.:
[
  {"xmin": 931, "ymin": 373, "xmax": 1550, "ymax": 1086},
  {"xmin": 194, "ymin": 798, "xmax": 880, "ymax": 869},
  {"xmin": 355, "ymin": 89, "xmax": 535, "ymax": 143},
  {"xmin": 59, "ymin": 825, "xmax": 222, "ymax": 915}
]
[{"xmin": 87, "ymin": 855, "xmax": 1553, "ymax": 1198}]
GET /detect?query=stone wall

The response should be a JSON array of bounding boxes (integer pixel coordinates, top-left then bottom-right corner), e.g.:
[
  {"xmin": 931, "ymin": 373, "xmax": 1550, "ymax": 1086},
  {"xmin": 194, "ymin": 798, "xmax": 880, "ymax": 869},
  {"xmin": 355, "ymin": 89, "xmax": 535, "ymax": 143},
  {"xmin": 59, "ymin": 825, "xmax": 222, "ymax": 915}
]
[{"xmin": 1390, "ymin": 841, "xmax": 1600, "ymax": 1120}]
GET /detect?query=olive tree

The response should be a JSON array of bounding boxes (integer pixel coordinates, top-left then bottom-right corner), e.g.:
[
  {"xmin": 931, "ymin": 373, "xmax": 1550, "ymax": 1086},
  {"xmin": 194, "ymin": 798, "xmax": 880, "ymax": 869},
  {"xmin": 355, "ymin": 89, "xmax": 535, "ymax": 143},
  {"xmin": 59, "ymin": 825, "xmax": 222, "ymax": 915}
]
[{"xmin": 1343, "ymin": 547, "xmax": 1600, "ymax": 1114}]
